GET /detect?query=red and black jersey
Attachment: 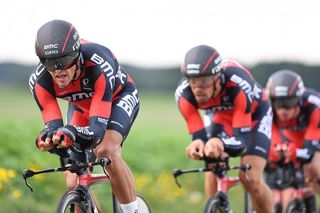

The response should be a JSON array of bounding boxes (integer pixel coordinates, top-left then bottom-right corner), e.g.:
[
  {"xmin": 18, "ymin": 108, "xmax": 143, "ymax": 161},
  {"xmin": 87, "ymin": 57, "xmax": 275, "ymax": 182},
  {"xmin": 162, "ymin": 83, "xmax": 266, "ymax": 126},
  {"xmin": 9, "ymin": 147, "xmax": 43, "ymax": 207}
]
[
  {"xmin": 29, "ymin": 39, "xmax": 136, "ymax": 134},
  {"xmin": 175, "ymin": 59, "xmax": 271, "ymax": 145},
  {"xmin": 269, "ymin": 89, "xmax": 320, "ymax": 162}
]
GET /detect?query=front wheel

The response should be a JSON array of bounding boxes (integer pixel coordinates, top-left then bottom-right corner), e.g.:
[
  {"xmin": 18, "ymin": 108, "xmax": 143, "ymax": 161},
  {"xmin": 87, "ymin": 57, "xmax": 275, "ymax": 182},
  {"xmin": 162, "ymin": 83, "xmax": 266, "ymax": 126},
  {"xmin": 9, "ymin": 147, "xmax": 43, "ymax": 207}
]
[
  {"xmin": 56, "ymin": 190, "xmax": 86, "ymax": 213},
  {"xmin": 137, "ymin": 194, "xmax": 152, "ymax": 213},
  {"xmin": 204, "ymin": 194, "xmax": 228, "ymax": 213},
  {"xmin": 285, "ymin": 199, "xmax": 305, "ymax": 213}
]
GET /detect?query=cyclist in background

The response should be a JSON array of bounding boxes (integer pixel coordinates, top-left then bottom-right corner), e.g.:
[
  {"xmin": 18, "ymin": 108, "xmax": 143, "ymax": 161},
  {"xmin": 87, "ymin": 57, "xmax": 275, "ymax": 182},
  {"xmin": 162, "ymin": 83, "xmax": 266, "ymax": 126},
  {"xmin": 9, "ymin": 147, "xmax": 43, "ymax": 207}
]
[
  {"xmin": 29, "ymin": 19, "xmax": 140, "ymax": 213},
  {"xmin": 265, "ymin": 70, "xmax": 320, "ymax": 210},
  {"xmin": 175, "ymin": 45, "xmax": 273, "ymax": 213}
]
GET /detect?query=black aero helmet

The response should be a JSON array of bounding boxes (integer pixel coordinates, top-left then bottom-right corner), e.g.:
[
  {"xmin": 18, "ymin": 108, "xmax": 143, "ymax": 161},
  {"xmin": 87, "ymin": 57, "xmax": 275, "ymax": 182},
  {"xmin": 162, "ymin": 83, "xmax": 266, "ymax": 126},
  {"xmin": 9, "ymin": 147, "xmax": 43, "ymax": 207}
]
[
  {"xmin": 35, "ymin": 19, "xmax": 80, "ymax": 70},
  {"xmin": 181, "ymin": 45, "xmax": 223, "ymax": 78},
  {"xmin": 266, "ymin": 70, "xmax": 305, "ymax": 109}
]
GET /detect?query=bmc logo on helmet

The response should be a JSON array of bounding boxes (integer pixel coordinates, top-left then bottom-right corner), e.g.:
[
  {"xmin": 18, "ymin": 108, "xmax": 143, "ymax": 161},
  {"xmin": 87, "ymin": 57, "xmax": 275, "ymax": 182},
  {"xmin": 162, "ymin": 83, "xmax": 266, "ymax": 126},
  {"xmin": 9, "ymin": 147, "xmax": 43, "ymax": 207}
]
[
  {"xmin": 186, "ymin": 64, "xmax": 200, "ymax": 74},
  {"xmin": 44, "ymin": 44, "xmax": 59, "ymax": 49}
]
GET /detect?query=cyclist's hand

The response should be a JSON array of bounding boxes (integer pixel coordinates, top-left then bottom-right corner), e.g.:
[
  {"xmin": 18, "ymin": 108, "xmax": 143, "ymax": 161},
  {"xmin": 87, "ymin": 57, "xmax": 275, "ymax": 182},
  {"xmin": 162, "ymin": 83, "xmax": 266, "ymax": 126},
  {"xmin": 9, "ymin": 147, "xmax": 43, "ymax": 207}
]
[
  {"xmin": 282, "ymin": 143, "xmax": 296, "ymax": 163},
  {"xmin": 52, "ymin": 125, "xmax": 77, "ymax": 148},
  {"xmin": 204, "ymin": 137, "xmax": 224, "ymax": 158},
  {"xmin": 36, "ymin": 128, "xmax": 55, "ymax": 151},
  {"xmin": 186, "ymin": 139, "xmax": 205, "ymax": 160}
]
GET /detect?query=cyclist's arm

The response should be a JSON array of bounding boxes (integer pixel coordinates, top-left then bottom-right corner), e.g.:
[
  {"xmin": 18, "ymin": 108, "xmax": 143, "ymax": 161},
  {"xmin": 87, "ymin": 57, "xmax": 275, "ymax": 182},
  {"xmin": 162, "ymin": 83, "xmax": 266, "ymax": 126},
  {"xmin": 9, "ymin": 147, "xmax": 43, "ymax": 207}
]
[
  {"xmin": 177, "ymin": 95, "xmax": 208, "ymax": 143},
  {"xmin": 297, "ymin": 107, "xmax": 320, "ymax": 162},
  {"xmin": 218, "ymin": 90, "xmax": 250, "ymax": 157}
]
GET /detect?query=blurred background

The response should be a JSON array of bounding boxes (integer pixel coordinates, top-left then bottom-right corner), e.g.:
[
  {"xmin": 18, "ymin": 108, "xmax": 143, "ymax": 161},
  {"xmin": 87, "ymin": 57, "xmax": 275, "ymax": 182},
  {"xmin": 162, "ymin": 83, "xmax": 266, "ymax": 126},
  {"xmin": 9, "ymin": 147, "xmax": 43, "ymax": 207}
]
[{"xmin": 1, "ymin": 0, "xmax": 320, "ymax": 212}]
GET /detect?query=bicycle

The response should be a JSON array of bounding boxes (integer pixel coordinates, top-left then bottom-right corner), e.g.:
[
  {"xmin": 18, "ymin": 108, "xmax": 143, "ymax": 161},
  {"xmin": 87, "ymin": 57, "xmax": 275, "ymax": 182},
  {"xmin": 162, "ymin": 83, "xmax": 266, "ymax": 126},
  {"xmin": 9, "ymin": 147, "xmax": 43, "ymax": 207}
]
[
  {"xmin": 266, "ymin": 147, "xmax": 318, "ymax": 213},
  {"xmin": 172, "ymin": 157, "xmax": 251, "ymax": 213},
  {"xmin": 284, "ymin": 167, "xmax": 317, "ymax": 213},
  {"xmin": 22, "ymin": 143, "xmax": 152, "ymax": 213}
]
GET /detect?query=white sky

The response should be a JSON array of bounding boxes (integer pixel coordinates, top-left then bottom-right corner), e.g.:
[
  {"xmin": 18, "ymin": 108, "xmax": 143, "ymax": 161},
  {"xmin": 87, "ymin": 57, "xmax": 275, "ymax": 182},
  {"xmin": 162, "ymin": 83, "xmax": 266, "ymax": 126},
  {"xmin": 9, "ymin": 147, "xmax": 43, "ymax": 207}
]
[{"xmin": 1, "ymin": 0, "xmax": 320, "ymax": 67}]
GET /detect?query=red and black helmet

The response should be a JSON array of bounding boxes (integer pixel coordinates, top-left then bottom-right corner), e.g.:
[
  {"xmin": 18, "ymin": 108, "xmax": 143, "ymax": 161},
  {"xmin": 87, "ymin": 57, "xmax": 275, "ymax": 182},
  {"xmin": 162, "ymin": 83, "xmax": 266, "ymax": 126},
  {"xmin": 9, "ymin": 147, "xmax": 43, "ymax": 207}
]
[
  {"xmin": 266, "ymin": 70, "xmax": 305, "ymax": 109},
  {"xmin": 35, "ymin": 19, "xmax": 80, "ymax": 70},
  {"xmin": 181, "ymin": 45, "xmax": 223, "ymax": 78}
]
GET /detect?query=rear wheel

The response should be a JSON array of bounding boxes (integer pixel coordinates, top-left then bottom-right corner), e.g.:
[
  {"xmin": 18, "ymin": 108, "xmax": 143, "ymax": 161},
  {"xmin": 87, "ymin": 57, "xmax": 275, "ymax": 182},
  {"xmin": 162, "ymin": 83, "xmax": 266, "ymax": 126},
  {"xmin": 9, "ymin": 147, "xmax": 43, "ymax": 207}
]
[
  {"xmin": 285, "ymin": 199, "xmax": 305, "ymax": 213},
  {"xmin": 56, "ymin": 190, "xmax": 86, "ymax": 213},
  {"xmin": 204, "ymin": 195, "xmax": 228, "ymax": 213}
]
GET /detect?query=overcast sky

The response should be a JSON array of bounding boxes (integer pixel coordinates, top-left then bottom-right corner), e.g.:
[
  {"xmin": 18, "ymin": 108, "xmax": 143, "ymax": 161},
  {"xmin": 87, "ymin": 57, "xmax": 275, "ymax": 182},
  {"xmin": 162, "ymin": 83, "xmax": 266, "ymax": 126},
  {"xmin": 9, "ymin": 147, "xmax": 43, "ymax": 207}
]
[{"xmin": 1, "ymin": 0, "xmax": 320, "ymax": 67}]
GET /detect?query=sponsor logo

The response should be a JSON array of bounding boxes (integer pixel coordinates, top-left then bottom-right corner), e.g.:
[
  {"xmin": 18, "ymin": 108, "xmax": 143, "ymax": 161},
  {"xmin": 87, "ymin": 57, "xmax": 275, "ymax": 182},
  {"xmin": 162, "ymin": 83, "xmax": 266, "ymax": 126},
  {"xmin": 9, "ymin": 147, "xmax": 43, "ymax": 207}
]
[
  {"xmin": 230, "ymin": 75, "xmax": 261, "ymax": 102},
  {"xmin": 90, "ymin": 53, "xmax": 115, "ymax": 88},
  {"xmin": 61, "ymin": 92, "xmax": 94, "ymax": 102},
  {"xmin": 186, "ymin": 64, "xmax": 201, "ymax": 74},
  {"xmin": 211, "ymin": 106, "xmax": 234, "ymax": 112},
  {"xmin": 117, "ymin": 89, "xmax": 139, "ymax": 117},
  {"xmin": 75, "ymin": 126, "xmax": 94, "ymax": 136},
  {"xmin": 255, "ymin": 146, "xmax": 267, "ymax": 154},
  {"xmin": 257, "ymin": 107, "xmax": 272, "ymax": 139},
  {"xmin": 44, "ymin": 44, "xmax": 59, "ymax": 55},
  {"xmin": 211, "ymin": 56, "xmax": 222, "ymax": 74},
  {"xmin": 274, "ymin": 86, "xmax": 288, "ymax": 96},
  {"xmin": 29, "ymin": 66, "xmax": 46, "ymax": 93},
  {"xmin": 175, "ymin": 80, "xmax": 189, "ymax": 102},
  {"xmin": 98, "ymin": 117, "xmax": 108, "ymax": 126},
  {"xmin": 115, "ymin": 67, "xmax": 126, "ymax": 84},
  {"xmin": 44, "ymin": 44, "xmax": 59, "ymax": 49},
  {"xmin": 308, "ymin": 94, "xmax": 320, "ymax": 107},
  {"xmin": 110, "ymin": 120, "xmax": 124, "ymax": 128}
]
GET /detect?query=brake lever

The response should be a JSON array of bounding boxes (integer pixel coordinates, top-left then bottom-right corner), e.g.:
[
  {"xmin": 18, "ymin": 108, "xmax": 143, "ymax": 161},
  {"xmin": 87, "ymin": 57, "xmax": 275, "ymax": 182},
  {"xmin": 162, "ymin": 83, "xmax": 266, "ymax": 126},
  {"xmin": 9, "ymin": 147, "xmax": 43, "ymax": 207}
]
[
  {"xmin": 172, "ymin": 169, "xmax": 182, "ymax": 188},
  {"xmin": 99, "ymin": 158, "xmax": 111, "ymax": 180},
  {"xmin": 241, "ymin": 164, "xmax": 251, "ymax": 181},
  {"xmin": 22, "ymin": 169, "xmax": 34, "ymax": 192}
]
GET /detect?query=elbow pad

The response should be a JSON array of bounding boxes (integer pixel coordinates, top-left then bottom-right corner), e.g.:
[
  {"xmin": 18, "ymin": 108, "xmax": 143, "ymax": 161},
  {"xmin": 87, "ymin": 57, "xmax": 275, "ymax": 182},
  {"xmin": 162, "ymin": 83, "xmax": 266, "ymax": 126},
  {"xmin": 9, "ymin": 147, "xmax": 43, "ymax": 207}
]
[
  {"xmin": 74, "ymin": 125, "xmax": 105, "ymax": 148},
  {"xmin": 221, "ymin": 137, "xmax": 247, "ymax": 157},
  {"xmin": 296, "ymin": 148, "xmax": 314, "ymax": 164}
]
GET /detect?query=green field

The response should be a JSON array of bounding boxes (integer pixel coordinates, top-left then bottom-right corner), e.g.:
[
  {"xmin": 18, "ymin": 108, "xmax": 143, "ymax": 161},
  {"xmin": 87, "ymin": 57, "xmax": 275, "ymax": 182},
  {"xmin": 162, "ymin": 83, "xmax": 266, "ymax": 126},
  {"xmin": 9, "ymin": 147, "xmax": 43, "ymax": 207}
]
[{"xmin": 0, "ymin": 88, "xmax": 246, "ymax": 212}]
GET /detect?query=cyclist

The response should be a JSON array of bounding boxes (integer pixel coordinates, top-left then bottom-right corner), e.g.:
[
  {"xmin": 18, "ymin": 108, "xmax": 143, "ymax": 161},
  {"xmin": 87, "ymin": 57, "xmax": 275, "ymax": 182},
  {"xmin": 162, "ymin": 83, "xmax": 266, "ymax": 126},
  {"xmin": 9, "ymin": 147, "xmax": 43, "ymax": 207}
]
[
  {"xmin": 265, "ymin": 69, "xmax": 320, "ymax": 210},
  {"xmin": 29, "ymin": 19, "xmax": 140, "ymax": 213},
  {"xmin": 175, "ymin": 45, "xmax": 273, "ymax": 213}
]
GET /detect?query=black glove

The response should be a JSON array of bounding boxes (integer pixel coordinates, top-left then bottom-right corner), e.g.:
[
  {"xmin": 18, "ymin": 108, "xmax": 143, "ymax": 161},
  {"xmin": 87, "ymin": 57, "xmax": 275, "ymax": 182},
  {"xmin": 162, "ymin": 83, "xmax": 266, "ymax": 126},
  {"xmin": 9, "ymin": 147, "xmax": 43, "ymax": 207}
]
[
  {"xmin": 54, "ymin": 125, "xmax": 77, "ymax": 148},
  {"xmin": 35, "ymin": 128, "xmax": 54, "ymax": 149}
]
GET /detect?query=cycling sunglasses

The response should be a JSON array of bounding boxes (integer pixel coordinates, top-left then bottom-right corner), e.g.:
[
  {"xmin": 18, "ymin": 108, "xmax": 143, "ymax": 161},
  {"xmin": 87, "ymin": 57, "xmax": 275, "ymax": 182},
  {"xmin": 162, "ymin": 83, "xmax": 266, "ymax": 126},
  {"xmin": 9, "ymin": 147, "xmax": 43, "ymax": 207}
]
[
  {"xmin": 40, "ymin": 51, "xmax": 79, "ymax": 71},
  {"xmin": 271, "ymin": 97, "xmax": 299, "ymax": 109}
]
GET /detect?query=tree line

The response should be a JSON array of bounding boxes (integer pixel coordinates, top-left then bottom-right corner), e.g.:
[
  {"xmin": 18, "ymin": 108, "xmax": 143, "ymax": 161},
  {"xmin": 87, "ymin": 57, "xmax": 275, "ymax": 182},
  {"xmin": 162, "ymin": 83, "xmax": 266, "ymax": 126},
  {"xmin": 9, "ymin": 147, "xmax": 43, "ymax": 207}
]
[{"xmin": 0, "ymin": 62, "xmax": 319, "ymax": 93}]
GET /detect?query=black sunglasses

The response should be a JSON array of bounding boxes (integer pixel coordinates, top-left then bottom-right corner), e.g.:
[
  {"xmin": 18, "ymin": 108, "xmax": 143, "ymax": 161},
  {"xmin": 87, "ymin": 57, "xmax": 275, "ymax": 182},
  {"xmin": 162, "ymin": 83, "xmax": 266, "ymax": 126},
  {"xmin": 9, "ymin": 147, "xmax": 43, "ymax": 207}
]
[
  {"xmin": 40, "ymin": 51, "xmax": 79, "ymax": 71},
  {"xmin": 271, "ymin": 97, "xmax": 299, "ymax": 109}
]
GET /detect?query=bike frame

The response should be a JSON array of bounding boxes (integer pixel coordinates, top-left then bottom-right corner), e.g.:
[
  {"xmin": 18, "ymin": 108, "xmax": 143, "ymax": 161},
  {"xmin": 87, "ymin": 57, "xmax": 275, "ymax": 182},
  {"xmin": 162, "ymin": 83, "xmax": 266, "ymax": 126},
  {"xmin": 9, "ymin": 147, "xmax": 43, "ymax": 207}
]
[
  {"xmin": 78, "ymin": 173, "xmax": 110, "ymax": 188},
  {"xmin": 217, "ymin": 176, "xmax": 241, "ymax": 194},
  {"xmin": 173, "ymin": 157, "xmax": 251, "ymax": 212}
]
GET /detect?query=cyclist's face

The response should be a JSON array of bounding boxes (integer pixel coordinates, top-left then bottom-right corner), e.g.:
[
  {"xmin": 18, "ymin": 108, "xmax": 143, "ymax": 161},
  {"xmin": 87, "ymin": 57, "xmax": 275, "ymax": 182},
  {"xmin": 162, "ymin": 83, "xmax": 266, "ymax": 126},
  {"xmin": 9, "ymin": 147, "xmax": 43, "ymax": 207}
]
[
  {"xmin": 189, "ymin": 74, "xmax": 221, "ymax": 104},
  {"xmin": 274, "ymin": 106, "xmax": 299, "ymax": 122},
  {"xmin": 48, "ymin": 63, "xmax": 79, "ymax": 89}
]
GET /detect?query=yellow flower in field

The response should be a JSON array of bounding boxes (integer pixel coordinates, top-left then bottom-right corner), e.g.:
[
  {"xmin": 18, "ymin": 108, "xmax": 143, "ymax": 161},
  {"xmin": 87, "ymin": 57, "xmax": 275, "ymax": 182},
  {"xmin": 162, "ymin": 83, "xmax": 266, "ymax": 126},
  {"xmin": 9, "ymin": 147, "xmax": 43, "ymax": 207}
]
[
  {"xmin": 11, "ymin": 190, "xmax": 22, "ymax": 199},
  {"xmin": 7, "ymin": 169, "xmax": 16, "ymax": 178},
  {"xmin": 0, "ymin": 168, "xmax": 16, "ymax": 182},
  {"xmin": 0, "ymin": 168, "xmax": 9, "ymax": 182}
]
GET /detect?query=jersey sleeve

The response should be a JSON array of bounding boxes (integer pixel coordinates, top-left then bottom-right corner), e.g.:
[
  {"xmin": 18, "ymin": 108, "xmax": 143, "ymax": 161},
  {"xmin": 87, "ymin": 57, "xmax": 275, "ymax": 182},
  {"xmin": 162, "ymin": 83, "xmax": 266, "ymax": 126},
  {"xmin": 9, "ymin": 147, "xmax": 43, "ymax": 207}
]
[
  {"xmin": 175, "ymin": 81, "xmax": 208, "ymax": 142},
  {"xmin": 29, "ymin": 65, "xmax": 63, "ymax": 128},
  {"xmin": 304, "ymin": 107, "xmax": 320, "ymax": 143}
]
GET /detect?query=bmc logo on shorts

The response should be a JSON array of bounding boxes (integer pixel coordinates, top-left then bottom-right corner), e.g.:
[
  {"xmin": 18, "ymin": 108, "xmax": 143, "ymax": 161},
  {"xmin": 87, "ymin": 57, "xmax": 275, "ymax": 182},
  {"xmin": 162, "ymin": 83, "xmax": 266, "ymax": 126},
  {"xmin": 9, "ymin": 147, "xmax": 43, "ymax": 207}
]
[{"xmin": 117, "ymin": 90, "xmax": 139, "ymax": 117}]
